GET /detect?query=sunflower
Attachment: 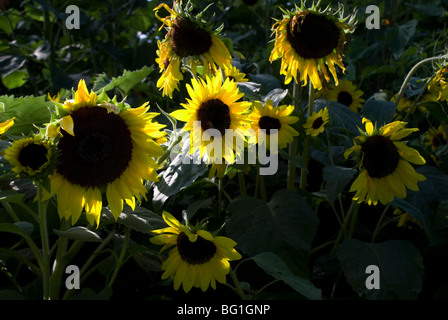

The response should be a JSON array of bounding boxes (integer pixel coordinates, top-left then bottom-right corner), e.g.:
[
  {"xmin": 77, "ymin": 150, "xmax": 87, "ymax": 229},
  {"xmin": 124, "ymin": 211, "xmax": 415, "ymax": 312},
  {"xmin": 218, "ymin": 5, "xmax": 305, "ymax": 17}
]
[
  {"xmin": 269, "ymin": 2, "xmax": 356, "ymax": 90},
  {"xmin": 344, "ymin": 118, "xmax": 426, "ymax": 206},
  {"xmin": 223, "ymin": 65, "xmax": 249, "ymax": 83},
  {"xmin": 428, "ymin": 65, "xmax": 448, "ymax": 102},
  {"xmin": 4, "ymin": 136, "xmax": 55, "ymax": 178},
  {"xmin": 303, "ymin": 107, "xmax": 330, "ymax": 136},
  {"xmin": 170, "ymin": 72, "xmax": 252, "ymax": 165},
  {"xmin": 154, "ymin": 1, "xmax": 232, "ymax": 98},
  {"xmin": 0, "ymin": 117, "xmax": 14, "ymax": 135},
  {"xmin": 424, "ymin": 125, "xmax": 447, "ymax": 150},
  {"xmin": 323, "ymin": 79, "xmax": 364, "ymax": 113},
  {"xmin": 150, "ymin": 211, "xmax": 242, "ymax": 293},
  {"xmin": 393, "ymin": 208, "xmax": 420, "ymax": 229},
  {"xmin": 247, "ymin": 99, "xmax": 299, "ymax": 149},
  {"xmin": 44, "ymin": 80, "xmax": 166, "ymax": 227}
]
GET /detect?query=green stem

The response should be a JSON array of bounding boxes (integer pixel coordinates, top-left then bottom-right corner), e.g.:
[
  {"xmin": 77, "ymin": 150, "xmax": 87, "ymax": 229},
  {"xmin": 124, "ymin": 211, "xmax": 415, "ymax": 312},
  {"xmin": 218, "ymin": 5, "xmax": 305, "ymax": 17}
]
[
  {"xmin": 237, "ymin": 171, "xmax": 247, "ymax": 196},
  {"xmin": 37, "ymin": 184, "xmax": 51, "ymax": 300},
  {"xmin": 259, "ymin": 168, "xmax": 267, "ymax": 202},
  {"xmin": 229, "ymin": 267, "xmax": 245, "ymax": 300},
  {"xmin": 49, "ymin": 219, "xmax": 70, "ymax": 300},
  {"xmin": 332, "ymin": 201, "xmax": 359, "ymax": 251},
  {"xmin": 371, "ymin": 204, "xmax": 390, "ymax": 243},
  {"xmin": 395, "ymin": 54, "xmax": 447, "ymax": 108},
  {"xmin": 300, "ymin": 84, "xmax": 315, "ymax": 190},
  {"xmin": 108, "ymin": 226, "xmax": 131, "ymax": 288},
  {"xmin": 287, "ymin": 82, "xmax": 300, "ymax": 190}
]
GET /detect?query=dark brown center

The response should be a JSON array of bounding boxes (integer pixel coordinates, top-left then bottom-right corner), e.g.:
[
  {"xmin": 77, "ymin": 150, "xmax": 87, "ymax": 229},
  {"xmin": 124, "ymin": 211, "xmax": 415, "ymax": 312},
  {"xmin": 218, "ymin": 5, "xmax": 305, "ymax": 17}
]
[
  {"xmin": 19, "ymin": 144, "xmax": 48, "ymax": 171},
  {"xmin": 197, "ymin": 99, "xmax": 231, "ymax": 135},
  {"xmin": 361, "ymin": 135, "xmax": 400, "ymax": 178},
  {"xmin": 56, "ymin": 107, "xmax": 133, "ymax": 187},
  {"xmin": 258, "ymin": 116, "xmax": 281, "ymax": 134},
  {"xmin": 286, "ymin": 12, "xmax": 340, "ymax": 59},
  {"xmin": 177, "ymin": 232, "xmax": 217, "ymax": 265},
  {"xmin": 337, "ymin": 91, "xmax": 353, "ymax": 107},
  {"xmin": 169, "ymin": 18, "xmax": 213, "ymax": 58}
]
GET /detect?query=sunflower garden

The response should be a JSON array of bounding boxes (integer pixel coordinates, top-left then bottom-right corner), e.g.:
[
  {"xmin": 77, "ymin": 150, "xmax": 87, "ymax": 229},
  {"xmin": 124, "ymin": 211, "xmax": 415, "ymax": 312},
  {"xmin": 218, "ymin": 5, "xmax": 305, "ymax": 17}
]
[{"xmin": 0, "ymin": 0, "xmax": 447, "ymax": 302}]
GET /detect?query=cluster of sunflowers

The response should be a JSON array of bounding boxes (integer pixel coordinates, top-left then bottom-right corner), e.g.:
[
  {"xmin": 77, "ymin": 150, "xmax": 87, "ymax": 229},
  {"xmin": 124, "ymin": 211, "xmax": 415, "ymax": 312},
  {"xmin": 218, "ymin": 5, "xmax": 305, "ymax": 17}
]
[{"xmin": 1, "ymin": 0, "xmax": 448, "ymax": 299}]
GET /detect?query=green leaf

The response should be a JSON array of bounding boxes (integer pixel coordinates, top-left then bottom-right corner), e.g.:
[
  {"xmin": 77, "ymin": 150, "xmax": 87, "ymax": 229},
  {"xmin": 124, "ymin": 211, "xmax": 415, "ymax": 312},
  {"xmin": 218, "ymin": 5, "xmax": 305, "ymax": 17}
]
[
  {"xmin": 53, "ymin": 226, "xmax": 102, "ymax": 242},
  {"xmin": 316, "ymin": 100, "xmax": 362, "ymax": 136},
  {"xmin": 0, "ymin": 95, "xmax": 52, "ymax": 136},
  {"xmin": 262, "ymin": 88, "xmax": 288, "ymax": 107},
  {"xmin": 153, "ymin": 136, "xmax": 208, "ymax": 209},
  {"xmin": 0, "ymin": 222, "xmax": 34, "ymax": 237},
  {"xmin": 226, "ymin": 189, "xmax": 319, "ymax": 277},
  {"xmin": 1, "ymin": 69, "xmax": 29, "ymax": 89},
  {"xmin": 360, "ymin": 98, "xmax": 397, "ymax": 127},
  {"xmin": 322, "ymin": 165, "xmax": 357, "ymax": 205},
  {"xmin": 0, "ymin": 190, "xmax": 25, "ymax": 204},
  {"xmin": 93, "ymin": 66, "xmax": 154, "ymax": 95},
  {"xmin": 103, "ymin": 205, "xmax": 166, "ymax": 233},
  {"xmin": 386, "ymin": 19, "xmax": 418, "ymax": 58},
  {"xmin": 251, "ymin": 252, "xmax": 321, "ymax": 300},
  {"xmin": 337, "ymin": 239, "xmax": 424, "ymax": 300}
]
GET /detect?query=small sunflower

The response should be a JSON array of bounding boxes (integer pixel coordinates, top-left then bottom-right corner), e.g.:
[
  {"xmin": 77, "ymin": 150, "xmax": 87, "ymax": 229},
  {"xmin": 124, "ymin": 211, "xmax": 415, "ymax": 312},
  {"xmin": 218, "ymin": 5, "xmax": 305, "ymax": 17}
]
[
  {"xmin": 247, "ymin": 99, "xmax": 299, "ymax": 149},
  {"xmin": 345, "ymin": 118, "xmax": 426, "ymax": 206},
  {"xmin": 303, "ymin": 107, "xmax": 330, "ymax": 136},
  {"xmin": 424, "ymin": 125, "xmax": 447, "ymax": 150},
  {"xmin": 323, "ymin": 79, "xmax": 365, "ymax": 113},
  {"xmin": 4, "ymin": 136, "xmax": 55, "ymax": 178},
  {"xmin": 428, "ymin": 65, "xmax": 448, "ymax": 102},
  {"xmin": 170, "ymin": 72, "xmax": 252, "ymax": 165},
  {"xmin": 0, "ymin": 117, "xmax": 14, "ymax": 135},
  {"xmin": 44, "ymin": 80, "xmax": 166, "ymax": 227},
  {"xmin": 150, "ymin": 211, "xmax": 242, "ymax": 293},
  {"xmin": 223, "ymin": 65, "xmax": 249, "ymax": 83},
  {"xmin": 393, "ymin": 208, "xmax": 420, "ymax": 229},
  {"xmin": 154, "ymin": 1, "xmax": 232, "ymax": 98},
  {"xmin": 269, "ymin": 2, "xmax": 356, "ymax": 90}
]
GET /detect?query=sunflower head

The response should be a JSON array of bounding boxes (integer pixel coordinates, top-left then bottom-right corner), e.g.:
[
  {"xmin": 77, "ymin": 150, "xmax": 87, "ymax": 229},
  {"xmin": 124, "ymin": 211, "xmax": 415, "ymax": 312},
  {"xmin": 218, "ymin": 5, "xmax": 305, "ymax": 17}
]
[
  {"xmin": 269, "ymin": 2, "xmax": 357, "ymax": 90},
  {"xmin": 247, "ymin": 99, "xmax": 299, "ymax": 149},
  {"xmin": 428, "ymin": 64, "xmax": 448, "ymax": 102},
  {"xmin": 43, "ymin": 80, "xmax": 166, "ymax": 227},
  {"xmin": 4, "ymin": 136, "xmax": 57, "ymax": 180},
  {"xmin": 154, "ymin": 1, "xmax": 232, "ymax": 98},
  {"xmin": 150, "ymin": 211, "xmax": 242, "ymax": 293},
  {"xmin": 323, "ymin": 79, "xmax": 365, "ymax": 113},
  {"xmin": 303, "ymin": 107, "xmax": 330, "ymax": 136},
  {"xmin": 424, "ymin": 125, "xmax": 447, "ymax": 150},
  {"xmin": 344, "ymin": 118, "xmax": 426, "ymax": 205},
  {"xmin": 170, "ymin": 72, "xmax": 251, "ymax": 164}
]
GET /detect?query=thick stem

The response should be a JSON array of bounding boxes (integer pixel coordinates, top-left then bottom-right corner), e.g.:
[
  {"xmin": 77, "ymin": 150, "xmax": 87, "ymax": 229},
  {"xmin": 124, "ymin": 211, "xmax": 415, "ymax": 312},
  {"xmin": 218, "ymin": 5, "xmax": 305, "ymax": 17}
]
[
  {"xmin": 37, "ymin": 184, "xmax": 51, "ymax": 300},
  {"xmin": 286, "ymin": 82, "xmax": 301, "ymax": 190},
  {"xmin": 300, "ymin": 84, "xmax": 315, "ymax": 190}
]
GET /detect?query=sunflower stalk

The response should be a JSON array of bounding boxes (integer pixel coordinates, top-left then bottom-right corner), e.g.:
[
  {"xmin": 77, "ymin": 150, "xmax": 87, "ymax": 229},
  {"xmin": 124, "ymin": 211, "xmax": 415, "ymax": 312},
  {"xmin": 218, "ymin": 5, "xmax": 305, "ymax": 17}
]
[
  {"xmin": 395, "ymin": 54, "xmax": 447, "ymax": 109},
  {"xmin": 36, "ymin": 183, "xmax": 51, "ymax": 300},
  {"xmin": 300, "ymin": 83, "xmax": 315, "ymax": 190},
  {"xmin": 286, "ymin": 81, "xmax": 301, "ymax": 190}
]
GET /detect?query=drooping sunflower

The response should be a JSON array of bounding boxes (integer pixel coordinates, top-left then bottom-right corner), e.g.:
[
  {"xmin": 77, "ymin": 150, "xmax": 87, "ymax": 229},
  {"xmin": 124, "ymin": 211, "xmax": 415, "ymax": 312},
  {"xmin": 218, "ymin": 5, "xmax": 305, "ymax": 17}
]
[
  {"xmin": 269, "ymin": 2, "xmax": 356, "ymax": 90},
  {"xmin": 424, "ymin": 125, "xmax": 447, "ymax": 150},
  {"xmin": 154, "ymin": 1, "xmax": 232, "ymax": 98},
  {"xmin": 247, "ymin": 99, "xmax": 299, "ymax": 149},
  {"xmin": 428, "ymin": 65, "xmax": 448, "ymax": 102},
  {"xmin": 4, "ymin": 136, "xmax": 55, "ymax": 178},
  {"xmin": 344, "ymin": 118, "xmax": 426, "ymax": 206},
  {"xmin": 170, "ymin": 72, "xmax": 252, "ymax": 165},
  {"xmin": 303, "ymin": 107, "xmax": 330, "ymax": 136},
  {"xmin": 44, "ymin": 80, "xmax": 166, "ymax": 227},
  {"xmin": 0, "ymin": 118, "xmax": 14, "ymax": 135},
  {"xmin": 323, "ymin": 79, "xmax": 365, "ymax": 113},
  {"xmin": 150, "ymin": 211, "xmax": 242, "ymax": 293}
]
